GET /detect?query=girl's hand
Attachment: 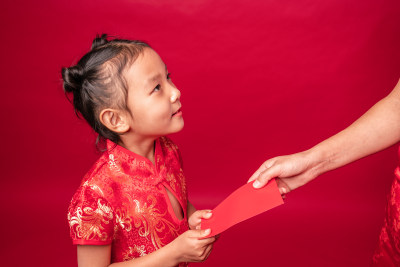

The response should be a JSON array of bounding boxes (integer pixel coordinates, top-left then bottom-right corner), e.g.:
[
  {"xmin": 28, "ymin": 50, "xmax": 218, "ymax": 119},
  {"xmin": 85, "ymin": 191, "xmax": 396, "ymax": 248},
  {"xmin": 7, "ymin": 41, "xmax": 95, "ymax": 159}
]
[
  {"xmin": 247, "ymin": 150, "xmax": 320, "ymax": 194},
  {"xmin": 170, "ymin": 229, "xmax": 216, "ymax": 263},
  {"xmin": 188, "ymin": 209, "xmax": 212, "ymax": 230}
]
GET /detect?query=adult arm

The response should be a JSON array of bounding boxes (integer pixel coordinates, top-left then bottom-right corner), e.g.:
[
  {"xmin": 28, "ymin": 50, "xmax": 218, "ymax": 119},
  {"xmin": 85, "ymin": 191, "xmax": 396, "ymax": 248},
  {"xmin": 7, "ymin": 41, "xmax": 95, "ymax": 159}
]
[{"xmin": 248, "ymin": 79, "xmax": 400, "ymax": 193}]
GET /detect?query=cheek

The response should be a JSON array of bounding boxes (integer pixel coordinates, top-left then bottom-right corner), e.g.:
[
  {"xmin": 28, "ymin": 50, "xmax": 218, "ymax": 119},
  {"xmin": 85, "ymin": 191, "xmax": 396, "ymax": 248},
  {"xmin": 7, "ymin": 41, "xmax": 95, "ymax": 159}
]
[
  {"xmin": 135, "ymin": 100, "xmax": 171, "ymax": 125},
  {"xmin": 154, "ymin": 101, "xmax": 172, "ymax": 120}
]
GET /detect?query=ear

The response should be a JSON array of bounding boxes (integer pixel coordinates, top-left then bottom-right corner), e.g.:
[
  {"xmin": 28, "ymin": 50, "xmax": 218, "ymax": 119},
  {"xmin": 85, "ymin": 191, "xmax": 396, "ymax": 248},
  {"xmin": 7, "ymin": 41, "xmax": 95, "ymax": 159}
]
[{"xmin": 99, "ymin": 108, "xmax": 130, "ymax": 134}]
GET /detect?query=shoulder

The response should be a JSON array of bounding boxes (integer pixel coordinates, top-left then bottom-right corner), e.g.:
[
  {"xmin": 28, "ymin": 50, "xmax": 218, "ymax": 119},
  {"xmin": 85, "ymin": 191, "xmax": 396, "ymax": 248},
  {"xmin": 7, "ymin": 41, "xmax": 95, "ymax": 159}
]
[
  {"xmin": 68, "ymin": 153, "xmax": 116, "ymax": 243},
  {"xmin": 68, "ymin": 176, "xmax": 115, "ymax": 245},
  {"xmin": 159, "ymin": 136, "xmax": 184, "ymax": 168},
  {"xmin": 69, "ymin": 153, "xmax": 113, "ymax": 209},
  {"xmin": 84, "ymin": 153, "xmax": 110, "ymax": 182}
]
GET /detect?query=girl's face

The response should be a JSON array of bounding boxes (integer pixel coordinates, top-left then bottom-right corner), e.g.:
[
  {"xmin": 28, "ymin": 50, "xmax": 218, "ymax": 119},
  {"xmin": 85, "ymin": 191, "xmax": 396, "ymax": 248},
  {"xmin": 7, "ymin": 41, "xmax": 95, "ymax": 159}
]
[{"xmin": 124, "ymin": 48, "xmax": 183, "ymax": 138}]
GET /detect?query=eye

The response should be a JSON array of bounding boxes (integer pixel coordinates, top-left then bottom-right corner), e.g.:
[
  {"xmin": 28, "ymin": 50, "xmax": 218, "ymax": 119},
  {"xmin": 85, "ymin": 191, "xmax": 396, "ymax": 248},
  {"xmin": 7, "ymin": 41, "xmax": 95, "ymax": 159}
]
[{"xmin": 153, "ymin": 84, "xmax": 161, "ymax": 93}]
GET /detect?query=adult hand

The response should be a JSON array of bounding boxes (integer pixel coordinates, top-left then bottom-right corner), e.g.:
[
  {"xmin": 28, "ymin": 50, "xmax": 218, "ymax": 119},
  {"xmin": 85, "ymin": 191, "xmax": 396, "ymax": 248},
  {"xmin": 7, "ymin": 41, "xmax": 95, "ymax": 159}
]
[{"xmin": 247, "ymin": 150, "xmax": 320, "ymax": 194}]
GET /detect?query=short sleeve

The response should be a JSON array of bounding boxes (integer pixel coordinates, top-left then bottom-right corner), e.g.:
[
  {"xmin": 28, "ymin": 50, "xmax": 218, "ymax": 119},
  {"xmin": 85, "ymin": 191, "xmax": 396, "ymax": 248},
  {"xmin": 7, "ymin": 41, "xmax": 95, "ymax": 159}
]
[{"xmin": 68, "ymin": 184, "xmax": 114, "ymax": 245}]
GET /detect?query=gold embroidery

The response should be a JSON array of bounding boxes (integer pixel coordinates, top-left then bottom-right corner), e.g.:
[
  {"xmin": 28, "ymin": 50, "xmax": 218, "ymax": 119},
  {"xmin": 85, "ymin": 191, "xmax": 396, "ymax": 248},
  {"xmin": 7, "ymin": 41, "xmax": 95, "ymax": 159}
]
[
  {"xmin": 115, "ymin": 208, "xmax": 132, "ymax": 232},
  {"xmin": 89, "ymin": 184, "xmax": 105, "ymax": 197},
  {"xmin": 165, "ymin": 172, "xmax": 177, "ymax": 192},
  {"xmin": 109, "ymin": 153, "xmax": 117, "ymax": 169},
  {"xmin": 161, "ymin": 137, "xmax": 178, "ymax": 152},
  {"xmin": 131, "ymin": 195, "xmax": 179, "ymax": 249},
  {"xmin": 177, "ymin": 169, "xmax": 186, "ymax": 196},
  {"xmin": 123, "ymin": 245, "xmax": 148, "ymax": 261},
  {"xmin": 69, "ymin": 199, "xmax": 113, "ymax": 241}
]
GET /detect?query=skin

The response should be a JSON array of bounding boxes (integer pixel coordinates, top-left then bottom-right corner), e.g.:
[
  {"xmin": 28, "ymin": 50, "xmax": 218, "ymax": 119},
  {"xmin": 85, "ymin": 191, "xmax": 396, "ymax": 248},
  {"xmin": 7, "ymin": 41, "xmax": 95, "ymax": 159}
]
[
  {"xmin": 248, "ymin": 79, "xmax": 400, "ymax": 194},
  {"xmin": 80, "ymin": 48, "xmax": 216, "ymax": 267}
]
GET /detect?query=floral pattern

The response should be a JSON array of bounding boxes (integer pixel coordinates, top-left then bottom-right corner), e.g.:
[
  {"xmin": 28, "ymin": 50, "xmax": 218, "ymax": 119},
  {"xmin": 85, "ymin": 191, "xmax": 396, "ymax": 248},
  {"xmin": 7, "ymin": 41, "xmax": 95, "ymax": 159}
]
[
  {"xmin": 69, "ymin": 199, "xmax": 113, "ymax": 242},
  {"xmin": 68, "ymin": 137, "xmax": 189, "ymax": 265}
]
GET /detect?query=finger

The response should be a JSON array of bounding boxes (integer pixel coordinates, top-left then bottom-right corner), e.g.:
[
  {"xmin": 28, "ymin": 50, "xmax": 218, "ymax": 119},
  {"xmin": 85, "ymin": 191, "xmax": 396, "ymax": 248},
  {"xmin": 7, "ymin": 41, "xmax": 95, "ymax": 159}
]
[
  {"xmin": 194, "ymin": 210, "xmax": 213, "ymax": 230},
  {"xmin": 202, "ymin": 235, "xmax": 216, "ymax": 243},
  {"xmin": 214, "ymin": 234, "xmax": 220, "ymax": 242},
  {"xmin": 191, "ymin": 228, "xmax": 211, "ymax": 238},
  {"xmin": 253, "ymin": 165, "xmax": 281, "ymax": 188},
  {"xmin": 202, "ymin": 210, "xmax": 212, "ymax": 219},
  {"xmin": 194, "ymin": 209, "xmax": 212, "ymax": 220},
  {"xmin": 189, "ymin": 210, "xmax": 212, "ymax": 229},
  {"xmin": 247, "ymin": 168, "xmax": 263, "ymax": 183},
  {"xmin": 196, "ymin": 235, "xmax": 216, "ymax": 246},
  {"xmin": 247, "ymin": 158, "xmax": 276, "ymax": 183},
  {"xmin": 276, "ymin": 178, "xmax": 290, "ymax": 195},
  {"xmin": 189, "ymin": 211, "xmax": 202, "ymax": 225},
  {"xmin": 191, "ymin": 244, "xmax": 213, "ymax": 262},
  {"xmin": 201, "ymin": 244, "xmax": 214, "ymax": 261}
]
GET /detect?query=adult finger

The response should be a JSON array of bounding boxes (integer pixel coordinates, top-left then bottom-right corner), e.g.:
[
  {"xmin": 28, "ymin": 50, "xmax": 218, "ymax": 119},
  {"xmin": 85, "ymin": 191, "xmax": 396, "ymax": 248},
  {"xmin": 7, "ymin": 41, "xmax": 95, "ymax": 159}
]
[
  {"xmin": 276, "ymin": 178, "xmax": 290, "ymax": 195},
  {"xmin": 247, "ymin": 158, "xmax": 277, "ymax": 183},
  {"xmin": 252, "ymin": 164, "xmax": 282, "ymax": 188}
]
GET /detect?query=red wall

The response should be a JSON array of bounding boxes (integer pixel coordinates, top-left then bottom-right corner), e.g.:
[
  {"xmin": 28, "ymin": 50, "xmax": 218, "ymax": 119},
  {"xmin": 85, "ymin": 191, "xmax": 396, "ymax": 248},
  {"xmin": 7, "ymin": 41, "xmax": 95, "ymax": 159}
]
[{"xmin": 2, "ymin": 0, "xmax": 400, "ymax": 266}]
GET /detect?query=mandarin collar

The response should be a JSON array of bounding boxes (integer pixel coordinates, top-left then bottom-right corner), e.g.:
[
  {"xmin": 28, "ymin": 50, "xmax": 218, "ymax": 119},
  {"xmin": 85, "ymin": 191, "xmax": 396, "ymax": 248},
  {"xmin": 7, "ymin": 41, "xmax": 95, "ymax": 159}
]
[{"xmin": 106, "ymin": 139, "xmax": 166, "ymax": 186}]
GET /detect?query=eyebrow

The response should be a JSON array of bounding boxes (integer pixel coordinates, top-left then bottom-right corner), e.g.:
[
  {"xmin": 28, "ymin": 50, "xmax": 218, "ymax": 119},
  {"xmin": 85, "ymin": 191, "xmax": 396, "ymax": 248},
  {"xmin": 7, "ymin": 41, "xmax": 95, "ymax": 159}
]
[{"xmin": 147, "ymin": 65, "xmax": 168, "ymax": 85}]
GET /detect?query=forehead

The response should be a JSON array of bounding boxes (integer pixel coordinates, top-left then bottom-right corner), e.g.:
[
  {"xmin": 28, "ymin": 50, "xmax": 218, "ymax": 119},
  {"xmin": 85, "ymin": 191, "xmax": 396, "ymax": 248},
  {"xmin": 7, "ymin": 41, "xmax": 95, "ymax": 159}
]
[{"xmin": 125, "ymin": 48, "xmax": 165, "ymax": 86}]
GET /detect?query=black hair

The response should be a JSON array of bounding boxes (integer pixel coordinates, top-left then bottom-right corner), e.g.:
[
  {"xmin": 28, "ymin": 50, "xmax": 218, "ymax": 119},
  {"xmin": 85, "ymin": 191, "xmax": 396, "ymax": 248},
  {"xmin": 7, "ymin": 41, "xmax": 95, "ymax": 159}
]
[{"xmin": 61, "ymin": 34, "xmax": 150, "ymax": 146}]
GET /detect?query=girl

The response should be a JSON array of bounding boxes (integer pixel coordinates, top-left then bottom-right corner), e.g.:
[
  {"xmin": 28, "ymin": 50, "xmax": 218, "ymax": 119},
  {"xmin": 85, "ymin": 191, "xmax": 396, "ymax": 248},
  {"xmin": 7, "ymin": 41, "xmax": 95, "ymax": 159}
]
[{"xmin": 63, "ymin": 34, "xmax": 216, "ymax": 267}]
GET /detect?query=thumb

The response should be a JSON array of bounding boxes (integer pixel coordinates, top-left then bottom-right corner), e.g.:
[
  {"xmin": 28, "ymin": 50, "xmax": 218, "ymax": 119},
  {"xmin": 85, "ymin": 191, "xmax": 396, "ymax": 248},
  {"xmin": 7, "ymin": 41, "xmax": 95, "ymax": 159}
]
[
  {"xmin": 253, "ymin": 165, "xmax": 281, "ymax": 189},
  {"xmin": 248, "ymin": 168, "xmax": 262, "ymax": 183},
  {"xmin": 195, "ymin": 228, "xmax": 211, "ymax": 238},
  {"xmin": 189, "ymin": 210, "xmax": 212, "ymax": 225},
  {"xmin": 201, "ymin": 210, "xmax": 213, "ymax": 219},
  {"xmin": 248, "ymin": 159, "xmax": 277, "ymax": 183}
]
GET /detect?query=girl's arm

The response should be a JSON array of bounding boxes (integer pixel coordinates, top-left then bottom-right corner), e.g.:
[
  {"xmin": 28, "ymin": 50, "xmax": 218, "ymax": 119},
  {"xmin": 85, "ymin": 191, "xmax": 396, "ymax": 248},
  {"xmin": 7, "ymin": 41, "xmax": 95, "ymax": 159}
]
[
  {"xmin": 249, "ymin": 79, "xmax": 400, "ymax": 192},
  {"xmin": 77, "ymin": 228, "xmax": 215, "ymax": 267},
  {"xmin": 187, "ymin": 201, "xmax": 197, "ymax": 218},
  {"xmin": 78, "ymin": 245, "xmax": 111, "ymax": 267}
]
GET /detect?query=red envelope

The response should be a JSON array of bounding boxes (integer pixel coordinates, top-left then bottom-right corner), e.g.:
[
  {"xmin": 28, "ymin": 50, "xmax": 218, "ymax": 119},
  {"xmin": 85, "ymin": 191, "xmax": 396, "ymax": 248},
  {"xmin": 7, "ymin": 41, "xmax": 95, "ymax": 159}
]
[{"xmin": 201, "ymin": 179, "xmax": 284, "ymax": 238}]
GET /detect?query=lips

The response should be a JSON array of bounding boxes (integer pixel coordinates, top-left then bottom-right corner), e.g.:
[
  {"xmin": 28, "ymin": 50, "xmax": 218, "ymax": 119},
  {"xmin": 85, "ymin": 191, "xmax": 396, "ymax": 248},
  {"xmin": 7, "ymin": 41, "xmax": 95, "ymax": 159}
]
[{"xmin": 172, "ymin": 107, "xmax": 182, "ymax": 116}]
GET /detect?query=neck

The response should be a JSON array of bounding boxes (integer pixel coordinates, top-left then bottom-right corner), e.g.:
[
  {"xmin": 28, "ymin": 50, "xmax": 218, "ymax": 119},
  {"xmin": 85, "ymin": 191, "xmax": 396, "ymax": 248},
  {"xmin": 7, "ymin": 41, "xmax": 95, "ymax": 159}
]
[{"xmin": 119, "ymin": 134, "xmax": 157, "ymax": 164}]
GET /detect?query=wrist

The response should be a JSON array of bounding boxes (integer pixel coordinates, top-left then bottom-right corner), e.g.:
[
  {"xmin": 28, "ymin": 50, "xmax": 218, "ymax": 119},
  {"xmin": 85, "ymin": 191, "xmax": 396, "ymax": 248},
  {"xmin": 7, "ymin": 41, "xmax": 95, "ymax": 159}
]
[
  {"xmin": 302, "ymin": 146, "xmax": 329, "ymax": 180},
  {"xmin": 162, "ymin": 241, "xmax": 181, "ymax": 266}
]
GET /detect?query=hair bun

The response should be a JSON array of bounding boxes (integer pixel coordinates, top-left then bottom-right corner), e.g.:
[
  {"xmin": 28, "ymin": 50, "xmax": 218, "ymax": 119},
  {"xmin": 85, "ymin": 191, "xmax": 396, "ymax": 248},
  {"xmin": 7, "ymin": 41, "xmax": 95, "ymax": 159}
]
[
  {"xmin": 91, "ymin": 34, "xmax": 109, "ymax": 50},
  {"xmin": 62, "ymin": 65, "xmax": 84, "ymax": 94}
]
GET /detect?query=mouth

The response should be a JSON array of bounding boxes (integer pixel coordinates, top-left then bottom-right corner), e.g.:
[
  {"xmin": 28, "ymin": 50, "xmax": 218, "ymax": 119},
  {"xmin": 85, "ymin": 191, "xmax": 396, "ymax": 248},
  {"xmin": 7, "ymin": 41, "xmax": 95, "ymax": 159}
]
[{"xmin": 172, "ymin": 107, "xmax": 182, "ymax": 117}]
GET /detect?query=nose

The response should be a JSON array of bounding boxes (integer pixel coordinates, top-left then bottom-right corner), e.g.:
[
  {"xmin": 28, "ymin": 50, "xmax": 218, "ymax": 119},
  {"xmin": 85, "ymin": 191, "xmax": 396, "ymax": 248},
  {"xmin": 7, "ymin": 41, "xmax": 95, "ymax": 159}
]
[{"xmin": 170, "ymin": 87, "xmax": 181, "ymax": 103}]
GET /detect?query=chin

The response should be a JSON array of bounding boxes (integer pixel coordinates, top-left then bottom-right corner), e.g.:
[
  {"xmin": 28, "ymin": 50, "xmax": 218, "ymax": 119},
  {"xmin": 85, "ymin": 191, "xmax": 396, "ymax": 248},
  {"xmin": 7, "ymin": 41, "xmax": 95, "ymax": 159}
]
[{"xmin": 170, "ymin": 121, "xmax": 184, "ymax": 134}]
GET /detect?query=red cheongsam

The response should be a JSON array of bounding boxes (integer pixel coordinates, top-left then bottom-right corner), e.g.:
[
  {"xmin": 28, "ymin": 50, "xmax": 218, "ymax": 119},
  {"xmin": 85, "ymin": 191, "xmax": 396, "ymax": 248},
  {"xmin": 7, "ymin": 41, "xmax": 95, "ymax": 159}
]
[
  {"xmin": 68, "ymin": 137, "xmax": 189, "ymax": 266},
  {"xmin": 372, "ymin": 147, "xmax": 400, "ymax": 266}
]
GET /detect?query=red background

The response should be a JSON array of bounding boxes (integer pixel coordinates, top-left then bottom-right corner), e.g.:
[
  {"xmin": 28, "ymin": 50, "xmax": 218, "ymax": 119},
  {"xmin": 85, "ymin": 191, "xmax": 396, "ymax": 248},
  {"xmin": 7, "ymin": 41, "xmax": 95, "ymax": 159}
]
[{"xmin": 1, "ymin": 0, "xmax": 400, "ymax": 266}]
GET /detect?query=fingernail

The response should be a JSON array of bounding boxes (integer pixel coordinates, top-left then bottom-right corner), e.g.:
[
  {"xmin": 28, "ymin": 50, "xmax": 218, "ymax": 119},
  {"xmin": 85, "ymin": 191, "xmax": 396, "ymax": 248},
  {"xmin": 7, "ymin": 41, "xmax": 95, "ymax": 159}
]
[
  {"xmin": 205, "ymin": 212, "xmax": 212, "ymax": 218},
  {"xmin": 204, "ymin": 229, "xmax": 211, "ymax": 235},
  {"xmin": 281, "ymin": 187, "xmax": 287, "ymax": 194},
  {"xmin": 253, "ymin": 180, "xmax": 261, "ymax": 188}
]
